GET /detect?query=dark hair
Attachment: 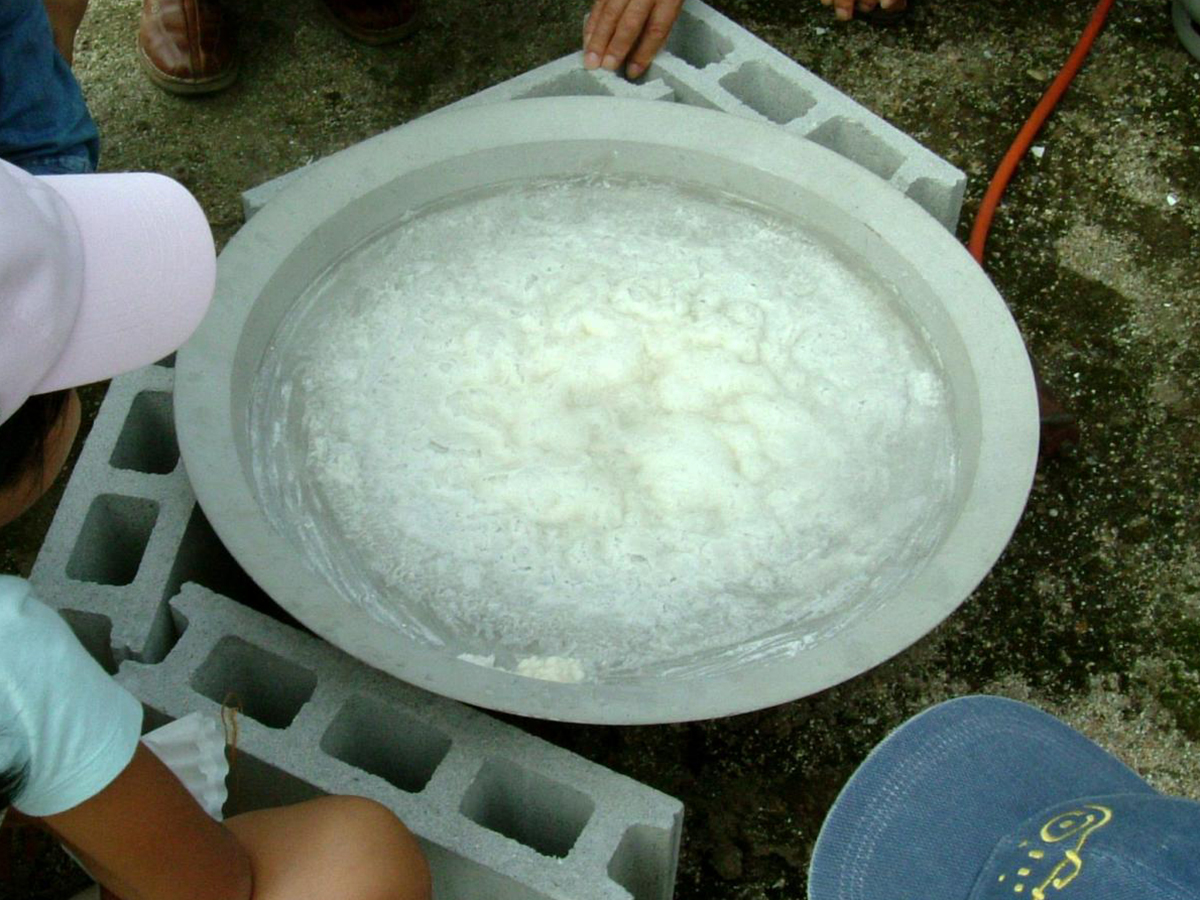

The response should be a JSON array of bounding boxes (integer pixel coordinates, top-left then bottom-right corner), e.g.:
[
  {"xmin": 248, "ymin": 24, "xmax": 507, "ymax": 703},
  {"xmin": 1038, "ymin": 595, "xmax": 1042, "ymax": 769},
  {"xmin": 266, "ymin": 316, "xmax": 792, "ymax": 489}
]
[
  {"xmin": 0, "ymin": 391, "xmax": 70, "ymax": 492},
  {"xmin": 0, "ymin": 753, "xmax": 29, "ymax": 810}
]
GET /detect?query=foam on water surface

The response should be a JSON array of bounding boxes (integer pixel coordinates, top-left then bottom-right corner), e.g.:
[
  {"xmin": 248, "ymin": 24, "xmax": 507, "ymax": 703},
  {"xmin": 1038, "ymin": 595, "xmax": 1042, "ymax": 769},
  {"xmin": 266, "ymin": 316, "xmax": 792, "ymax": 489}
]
[{"xmin": 251, "ymin": 176, "xmax": 958, "ymax": 679}]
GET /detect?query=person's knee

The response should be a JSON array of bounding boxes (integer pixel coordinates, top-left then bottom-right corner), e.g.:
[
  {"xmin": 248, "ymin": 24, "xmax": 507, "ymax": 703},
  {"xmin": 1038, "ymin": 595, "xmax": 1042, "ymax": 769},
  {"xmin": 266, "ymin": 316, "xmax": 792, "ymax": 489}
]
[{"xmin": 324, "ymin": 796, "xmax": 432, "ymax": 900}]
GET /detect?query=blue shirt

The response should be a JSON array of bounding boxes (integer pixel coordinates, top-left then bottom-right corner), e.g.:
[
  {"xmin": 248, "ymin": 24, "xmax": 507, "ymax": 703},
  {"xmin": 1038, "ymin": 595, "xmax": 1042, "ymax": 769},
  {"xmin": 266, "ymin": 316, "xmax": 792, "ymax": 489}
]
[{"xmin": 0, "ymin": 575, "xmax": 141, "ymax": 817}]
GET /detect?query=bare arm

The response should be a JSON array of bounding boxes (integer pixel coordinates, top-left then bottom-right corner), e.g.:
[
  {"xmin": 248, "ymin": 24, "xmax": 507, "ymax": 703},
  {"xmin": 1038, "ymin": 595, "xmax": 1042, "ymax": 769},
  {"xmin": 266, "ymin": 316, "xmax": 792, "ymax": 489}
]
[{"xmin": 39, "ymin": 744, "xmax": 253, "ymax": 900}]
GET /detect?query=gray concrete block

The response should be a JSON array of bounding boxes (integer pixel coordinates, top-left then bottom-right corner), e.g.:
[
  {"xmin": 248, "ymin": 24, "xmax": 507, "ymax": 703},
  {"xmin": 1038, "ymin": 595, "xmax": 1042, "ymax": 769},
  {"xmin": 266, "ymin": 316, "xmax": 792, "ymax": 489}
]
[
  {"xmin": 31, "ymin": 361, "xmax": 195, "ymax": 667},
  {"xmin": 644, "ymin": 0, "xmax": 965, "ymax": 228},
  {"xmin": 120, "ymin": 585, "xmax": 683, "ymax": 900},
  {"xmin": 243, "ymin": 0, "xmax": 964, "ymax": 229}
]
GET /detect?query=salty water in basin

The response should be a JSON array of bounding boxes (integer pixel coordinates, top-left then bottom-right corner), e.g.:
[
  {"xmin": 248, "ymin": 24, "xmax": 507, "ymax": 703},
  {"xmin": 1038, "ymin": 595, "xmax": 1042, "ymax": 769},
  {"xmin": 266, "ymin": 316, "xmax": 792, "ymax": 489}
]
[{"xmin": 250, "ymin": 176, "xmax": 958, "ymax": 681}]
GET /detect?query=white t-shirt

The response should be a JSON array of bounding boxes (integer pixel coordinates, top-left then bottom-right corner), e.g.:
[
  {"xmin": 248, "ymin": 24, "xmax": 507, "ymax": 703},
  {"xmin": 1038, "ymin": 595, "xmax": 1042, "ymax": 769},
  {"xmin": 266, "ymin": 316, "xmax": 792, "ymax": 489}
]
[{"xmin": 0, "ymin": 575, "xmax": 142, "ymax": 817}]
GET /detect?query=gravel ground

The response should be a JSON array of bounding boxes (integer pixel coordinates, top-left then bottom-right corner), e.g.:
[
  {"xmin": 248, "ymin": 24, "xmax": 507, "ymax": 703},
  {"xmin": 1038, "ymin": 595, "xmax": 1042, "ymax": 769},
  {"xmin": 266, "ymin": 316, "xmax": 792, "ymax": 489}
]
[{"xmin": 2, "ymin": 0, "xmax": 1199, "ymax": 897}]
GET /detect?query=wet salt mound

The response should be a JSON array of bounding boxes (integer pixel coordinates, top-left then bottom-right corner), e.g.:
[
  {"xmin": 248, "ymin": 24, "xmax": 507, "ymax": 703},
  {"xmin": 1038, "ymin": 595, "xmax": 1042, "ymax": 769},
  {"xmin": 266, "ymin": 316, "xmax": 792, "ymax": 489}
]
[{"xmin": 252, "ymin": 176, "xmax": 957, "ymax": 679}]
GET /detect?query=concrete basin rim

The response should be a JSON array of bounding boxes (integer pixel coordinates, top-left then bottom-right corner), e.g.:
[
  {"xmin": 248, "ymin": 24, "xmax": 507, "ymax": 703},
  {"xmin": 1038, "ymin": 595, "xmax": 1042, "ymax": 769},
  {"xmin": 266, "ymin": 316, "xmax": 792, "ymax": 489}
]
[{"xmin": 176, "ymin": 97, "xmax": 1038, "ymax": 724}]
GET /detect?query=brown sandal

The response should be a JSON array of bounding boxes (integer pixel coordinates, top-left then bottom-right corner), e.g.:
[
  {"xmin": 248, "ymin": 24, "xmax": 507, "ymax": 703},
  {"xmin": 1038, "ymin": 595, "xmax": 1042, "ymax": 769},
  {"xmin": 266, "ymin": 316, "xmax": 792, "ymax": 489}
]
[
  {"xmin": 137, "ymin": 0, "xmax": 238, "ymax": 96},
  {"xmin": 316, "ymin": 0, "xmax": 420, "ymax": 45}
]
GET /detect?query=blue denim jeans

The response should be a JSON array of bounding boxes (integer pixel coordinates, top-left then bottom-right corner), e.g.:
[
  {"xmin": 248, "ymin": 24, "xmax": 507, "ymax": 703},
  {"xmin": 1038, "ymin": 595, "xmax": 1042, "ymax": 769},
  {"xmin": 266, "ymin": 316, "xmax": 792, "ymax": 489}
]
[{"xmin": 0, "ymin": 0, "xmax": 98, "ymax": 174}]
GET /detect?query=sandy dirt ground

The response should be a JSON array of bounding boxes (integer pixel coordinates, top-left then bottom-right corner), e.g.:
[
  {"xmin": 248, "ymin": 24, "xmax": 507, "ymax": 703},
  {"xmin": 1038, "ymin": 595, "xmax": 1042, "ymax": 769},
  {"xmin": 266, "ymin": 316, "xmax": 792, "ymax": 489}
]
[{"xmin": 2, "ymin": 0, "xmax": 1199, "ymax": 897}]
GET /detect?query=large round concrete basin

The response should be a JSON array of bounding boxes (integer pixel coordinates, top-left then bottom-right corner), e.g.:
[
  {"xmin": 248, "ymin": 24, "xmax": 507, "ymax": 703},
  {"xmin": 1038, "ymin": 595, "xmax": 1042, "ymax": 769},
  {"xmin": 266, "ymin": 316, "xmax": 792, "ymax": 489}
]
[{"xmin": 176, "ymin": 97, "xmax": 1037, "ymax": 724}]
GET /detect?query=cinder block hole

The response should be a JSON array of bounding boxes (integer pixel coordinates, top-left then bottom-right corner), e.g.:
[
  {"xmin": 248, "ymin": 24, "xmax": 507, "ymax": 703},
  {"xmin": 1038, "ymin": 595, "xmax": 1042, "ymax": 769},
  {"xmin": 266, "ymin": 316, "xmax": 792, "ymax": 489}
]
[
  {"xmin": 67, "ymin": 494, "xmax": 159, "ymax": 585},
  {"xmin": 460, "ymin": 758, "xmax": 594, "ymax": 858},
  {"xmin": 223, "ymin": 752, "xmax": 327, "ymax": 819},
  {"xmin": 517, "ymin": 69, "xmax": 614, "ymax": 99},
  {"xmin": 718, "ymin": 62, "xmax": 816, "ymax": 125},
  {"xmin": 805, "ymin": 116, "xmax": 905, "ymax": 181},
  {"xmin": 191, "ymin": 636, "xmax": 317, "ymax": 729},
  {"xmin": 320, "ymin": 696, "xmax": 451, "ymax": 793},
  {"xmin": 645, "ymin": 68, "xmax": 722, "ymax": 111},
  {"xmin": 59, "ymin": 609, "xmax": 118, "ymax": 674},
  {"xmin": 110, "ymin": 391, "xmax": 179, "ymax": 474},
  {"xmin": 609, "ymin": 824, "xmax": 675, "ymax": 900},
  {"xmin": 664, "ymin": 9, "xmax": 733, "ymax": 68},
  {"xmin": 134, "ymin": 597, "xmax": 183, "ymax": 665},
  {"xmin": 164, "ymin": 504, "xmax": 308, "ymax": 634},
  {"xmin": 905, "ymin": 176, "xmax": 954, "ymax": 226}
]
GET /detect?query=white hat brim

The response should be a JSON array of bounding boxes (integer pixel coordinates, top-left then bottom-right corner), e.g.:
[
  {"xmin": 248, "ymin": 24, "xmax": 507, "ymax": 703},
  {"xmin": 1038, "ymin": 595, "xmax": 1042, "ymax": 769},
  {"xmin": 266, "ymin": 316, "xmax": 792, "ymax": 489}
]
[{"xmin": 33, "ymin": 171, "xmax": 215, "ymax": 394}]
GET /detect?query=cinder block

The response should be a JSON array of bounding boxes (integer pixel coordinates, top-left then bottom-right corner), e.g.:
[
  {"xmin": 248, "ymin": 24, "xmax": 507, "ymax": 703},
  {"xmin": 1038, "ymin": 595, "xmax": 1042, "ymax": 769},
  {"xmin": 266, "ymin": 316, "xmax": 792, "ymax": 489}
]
[
  {"xmin": 243, "ymin": 0, "xmax": 965, "ymax": 229},
  {"xmin": 119, "ymin": 585, "xmax": 683, "ymax": 900},
  {"xmin": 31, "ymin": 362, "xmax": 196, "ymax": 668}
]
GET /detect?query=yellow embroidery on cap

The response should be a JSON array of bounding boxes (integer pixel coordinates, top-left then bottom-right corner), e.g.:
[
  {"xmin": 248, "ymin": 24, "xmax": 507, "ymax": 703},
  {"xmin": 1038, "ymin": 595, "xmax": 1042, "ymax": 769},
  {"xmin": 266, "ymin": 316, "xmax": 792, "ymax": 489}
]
[
  {"xmin": 995, "ymin": 805, "xmax": 1112, "ymax": 899},
  {"xmin": 1011, "ymin": 804, "xmax": 1113, "ymax": 899}
]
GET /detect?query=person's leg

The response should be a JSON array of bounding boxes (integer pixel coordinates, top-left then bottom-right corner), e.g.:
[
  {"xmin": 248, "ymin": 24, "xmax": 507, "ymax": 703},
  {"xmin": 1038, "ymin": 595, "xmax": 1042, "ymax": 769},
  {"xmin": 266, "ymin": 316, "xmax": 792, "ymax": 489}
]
[
  {"xmin": 223, "ymin": 796, "xmax": 432, "ymax": 900},
  {"xmin": 0, "ymin": 391, "xmax": 80, "ymax": 528},
  {"xmin": 0, "ymin": 0, "xmax": 98, "ymax": 174},
  {"xmin": 41, "ymin": 0, "xmax": 88, "ymax": 64}
]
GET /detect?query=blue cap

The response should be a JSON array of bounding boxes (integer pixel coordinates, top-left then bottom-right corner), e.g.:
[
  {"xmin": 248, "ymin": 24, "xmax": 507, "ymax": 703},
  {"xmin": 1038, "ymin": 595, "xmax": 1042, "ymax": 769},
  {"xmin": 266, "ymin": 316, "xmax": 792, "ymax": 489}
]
[{"xmin": 808, "ymin": 695, "xmax": 1200, "ymax": 900}]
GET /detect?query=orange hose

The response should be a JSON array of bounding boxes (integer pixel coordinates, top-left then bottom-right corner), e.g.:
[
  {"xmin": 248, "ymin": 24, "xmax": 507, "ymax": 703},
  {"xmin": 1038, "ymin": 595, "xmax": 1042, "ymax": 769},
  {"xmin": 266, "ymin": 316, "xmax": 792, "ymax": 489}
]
[{"xmin": 968, "ymin": 0, "xmax": 1117, "ymax": 265}]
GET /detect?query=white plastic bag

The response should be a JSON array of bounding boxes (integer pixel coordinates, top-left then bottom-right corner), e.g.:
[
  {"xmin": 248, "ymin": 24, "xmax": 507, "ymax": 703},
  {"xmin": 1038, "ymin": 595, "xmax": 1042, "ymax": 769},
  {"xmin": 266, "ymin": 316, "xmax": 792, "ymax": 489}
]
[{"xmin": 142, "ymin": 711, "xmax": 229, "ymax": 821}]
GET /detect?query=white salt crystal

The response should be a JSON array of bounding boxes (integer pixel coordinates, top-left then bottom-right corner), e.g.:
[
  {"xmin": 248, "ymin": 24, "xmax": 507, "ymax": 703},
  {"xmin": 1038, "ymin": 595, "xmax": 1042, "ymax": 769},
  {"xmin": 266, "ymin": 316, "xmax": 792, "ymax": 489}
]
[
  {"xmin": 515, "ymin": 656, "xmax": 586, "ymax": 683},
  {"xmin": 252, "ymin": 177, "xmax": 958, "ymax": 677},
  {"xmin": 457, "ymin": 653, "xmax": 496, "ymax": 668}
]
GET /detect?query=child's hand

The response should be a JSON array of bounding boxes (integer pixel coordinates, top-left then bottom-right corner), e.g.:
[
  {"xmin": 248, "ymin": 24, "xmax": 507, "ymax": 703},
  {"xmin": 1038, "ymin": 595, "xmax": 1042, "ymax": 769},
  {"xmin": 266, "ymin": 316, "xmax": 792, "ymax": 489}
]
[
  {"xmin": 818, "ymin": 0, "xmax": 906, "ymax": 21},
  {"xmin": 583, "ymin": 0, "xmax": 684, "ymax": 79}
]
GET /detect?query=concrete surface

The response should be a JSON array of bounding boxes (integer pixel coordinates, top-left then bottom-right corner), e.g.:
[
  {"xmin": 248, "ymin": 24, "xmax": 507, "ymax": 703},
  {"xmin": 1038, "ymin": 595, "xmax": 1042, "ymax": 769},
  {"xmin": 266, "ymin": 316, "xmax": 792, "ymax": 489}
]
[{"xmin": 2, "ymin": 0, "xmax": 1199, "ymax": 898}]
